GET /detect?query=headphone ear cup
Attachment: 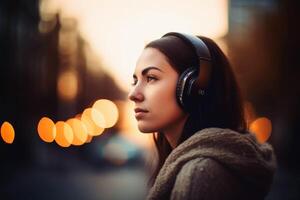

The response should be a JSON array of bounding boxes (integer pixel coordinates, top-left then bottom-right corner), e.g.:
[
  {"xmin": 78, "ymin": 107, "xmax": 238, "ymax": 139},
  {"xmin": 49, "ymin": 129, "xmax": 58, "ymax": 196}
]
[{"xmin": 176, "ymin": 67, "xmax": 198, "ymax": 111}]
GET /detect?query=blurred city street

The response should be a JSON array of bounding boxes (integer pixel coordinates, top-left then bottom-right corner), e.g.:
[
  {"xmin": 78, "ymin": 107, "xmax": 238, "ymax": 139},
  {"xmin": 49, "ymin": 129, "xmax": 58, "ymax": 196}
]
[
  {"xmin": 2, "ymin": 159, "xmax": 148, "ymax": 200},
  {"xmin": 1, "ymin": 0, "xmax": 300, "ymax": 199}
]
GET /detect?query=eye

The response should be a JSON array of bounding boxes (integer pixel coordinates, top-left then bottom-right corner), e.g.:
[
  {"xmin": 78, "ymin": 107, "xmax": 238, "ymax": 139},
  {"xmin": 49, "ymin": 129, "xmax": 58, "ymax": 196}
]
[
  {"xmin": 131, "ymin": 77, "xmax": 138, "ymax": 86},
  {"xmin": 146, "ymin": 75, "xmax": 157, "ymax": 83}
]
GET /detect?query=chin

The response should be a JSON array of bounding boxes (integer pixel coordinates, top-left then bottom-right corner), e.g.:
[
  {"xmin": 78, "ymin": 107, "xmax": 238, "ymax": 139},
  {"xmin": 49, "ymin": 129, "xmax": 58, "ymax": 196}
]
[{"xmin": 137, "ymin": 123, "xmax": 157, "ymax": 133}]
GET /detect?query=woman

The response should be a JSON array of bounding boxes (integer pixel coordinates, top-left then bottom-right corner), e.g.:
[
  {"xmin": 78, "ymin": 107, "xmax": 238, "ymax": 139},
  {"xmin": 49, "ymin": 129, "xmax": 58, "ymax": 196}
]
[{"xmin": 128, "ymin": 32, "xmax": 276, "ymax": 200}]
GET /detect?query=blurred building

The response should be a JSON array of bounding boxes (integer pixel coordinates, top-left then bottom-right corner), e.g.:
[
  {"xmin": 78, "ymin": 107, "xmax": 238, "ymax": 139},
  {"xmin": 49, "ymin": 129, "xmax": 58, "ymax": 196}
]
[
  {"xmin": 228, "ymin": 1, "xmax": 300, "ymax": 199},
  {"xmin": 1, "ymin": 0, "xmax": 300, "ymax": 199},
  {"xmin": 0, "ymin": 0, "xmax": 127, "ymax": 178}
]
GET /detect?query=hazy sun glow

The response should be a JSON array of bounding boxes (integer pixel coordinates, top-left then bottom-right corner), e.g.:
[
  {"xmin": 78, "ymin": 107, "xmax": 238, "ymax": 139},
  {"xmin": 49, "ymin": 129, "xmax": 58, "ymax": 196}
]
[{"xmin": 40, "ymin": 0, "xmax": 228, "ymax": 91}]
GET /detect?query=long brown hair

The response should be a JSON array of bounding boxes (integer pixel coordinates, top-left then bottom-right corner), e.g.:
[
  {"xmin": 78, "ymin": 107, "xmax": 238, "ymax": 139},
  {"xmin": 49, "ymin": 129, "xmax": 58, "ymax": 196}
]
[{"xmin": 145, "ymin": 35, "xmax": 247, "ymax": 186}]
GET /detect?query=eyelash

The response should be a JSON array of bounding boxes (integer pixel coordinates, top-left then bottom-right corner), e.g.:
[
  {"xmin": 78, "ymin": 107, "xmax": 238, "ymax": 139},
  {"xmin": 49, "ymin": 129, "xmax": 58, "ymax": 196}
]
[
  {"xmin": 131, "ymin": 79, "xmax": 137, "ymax": 86},
  {"xmin": 131, "ymin": 75, "xmax": 157, "ymax": 86},
  {"xmin": 146, "ymin": 75, "xmax": 157, "ymax": 82}
]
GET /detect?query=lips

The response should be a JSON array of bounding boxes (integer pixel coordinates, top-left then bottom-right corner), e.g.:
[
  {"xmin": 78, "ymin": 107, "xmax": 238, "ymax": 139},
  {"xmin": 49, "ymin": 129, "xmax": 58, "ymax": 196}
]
[
  {"xmin": 134, "ymin": 108, "xmax": 148, "ymax": 113},
  {"xmin": 134, "ymin": 108, "xmax": 149, "ymax": 119}
]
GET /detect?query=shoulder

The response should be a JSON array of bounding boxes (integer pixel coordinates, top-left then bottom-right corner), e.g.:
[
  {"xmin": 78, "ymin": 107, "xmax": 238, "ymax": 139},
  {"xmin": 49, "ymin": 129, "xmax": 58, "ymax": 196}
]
[
  {"xmin": 176, "ymin": 157, "xmax": 234, "ymax": 182},
  {"xmin": 170, "ymin": 158, "xmax": 244, "ymax": 200}
]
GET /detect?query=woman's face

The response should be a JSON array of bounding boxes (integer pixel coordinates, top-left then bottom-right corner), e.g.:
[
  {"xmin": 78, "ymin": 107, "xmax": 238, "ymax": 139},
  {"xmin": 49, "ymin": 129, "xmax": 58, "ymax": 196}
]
[{"xmin": 128, "ymin": 47, "xmax": 187, "ymax": 133}]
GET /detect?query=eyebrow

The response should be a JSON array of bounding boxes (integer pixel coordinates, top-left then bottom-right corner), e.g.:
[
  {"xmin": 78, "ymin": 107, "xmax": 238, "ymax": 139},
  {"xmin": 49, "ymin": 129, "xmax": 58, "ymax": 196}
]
[{"xmin": 133, "ymin": 66, "xmax": 163, "ymax": 78}]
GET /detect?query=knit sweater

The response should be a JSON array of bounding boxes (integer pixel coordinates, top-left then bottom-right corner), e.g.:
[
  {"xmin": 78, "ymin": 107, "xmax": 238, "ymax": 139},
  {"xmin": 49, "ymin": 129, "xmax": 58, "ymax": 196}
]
[{"xmin": 146, "ymin": 128, "xmax": 277, "ymax": 200}]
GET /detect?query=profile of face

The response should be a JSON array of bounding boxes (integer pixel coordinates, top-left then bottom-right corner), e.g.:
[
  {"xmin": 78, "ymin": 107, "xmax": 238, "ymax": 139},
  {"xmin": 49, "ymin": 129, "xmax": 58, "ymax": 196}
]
[{"xmin": 128, "ymin": 47, "xmax": 188, "ymax": 133}]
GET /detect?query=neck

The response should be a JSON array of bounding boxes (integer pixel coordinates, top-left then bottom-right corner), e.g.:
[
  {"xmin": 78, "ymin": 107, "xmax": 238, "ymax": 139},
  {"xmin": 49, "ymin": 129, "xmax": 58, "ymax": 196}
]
[{"xmin": 163, "ymin": 116, "xmax": 188, "ymax": 149}]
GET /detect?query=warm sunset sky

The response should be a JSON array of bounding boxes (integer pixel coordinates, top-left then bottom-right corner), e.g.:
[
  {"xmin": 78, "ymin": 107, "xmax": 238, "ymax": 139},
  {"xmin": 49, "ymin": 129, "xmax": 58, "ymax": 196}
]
[{"xmin": 40, "ymin": 0, "xmax": 228, "ymax": 91}]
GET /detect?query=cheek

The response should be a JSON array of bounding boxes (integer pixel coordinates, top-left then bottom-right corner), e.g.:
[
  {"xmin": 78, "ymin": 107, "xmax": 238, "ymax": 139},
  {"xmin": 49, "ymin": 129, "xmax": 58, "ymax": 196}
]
[
  {"xmin": 151, "ymin": 99, "xmax": 184, "ymax": 130},
  {"xmin": 137, "ymin": 79, "xmax": 186, "ymax": 132},
  {"xmin": 150, "ymin": 78, "xmax": 178, "ymax": 111}
]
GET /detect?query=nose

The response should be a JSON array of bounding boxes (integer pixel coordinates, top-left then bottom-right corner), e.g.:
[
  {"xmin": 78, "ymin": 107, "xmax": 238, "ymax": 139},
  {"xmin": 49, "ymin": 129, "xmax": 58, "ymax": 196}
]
[{"xmin": 128, "ymin": 85, "xmax": 144, "ymax": 102}]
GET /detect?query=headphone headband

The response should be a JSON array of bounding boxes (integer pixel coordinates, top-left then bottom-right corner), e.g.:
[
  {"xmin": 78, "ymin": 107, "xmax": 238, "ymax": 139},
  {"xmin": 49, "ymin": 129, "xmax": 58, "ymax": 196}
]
[{"xmin": 162, "ymin": 32, "xmax": 211, "ymax": 62}]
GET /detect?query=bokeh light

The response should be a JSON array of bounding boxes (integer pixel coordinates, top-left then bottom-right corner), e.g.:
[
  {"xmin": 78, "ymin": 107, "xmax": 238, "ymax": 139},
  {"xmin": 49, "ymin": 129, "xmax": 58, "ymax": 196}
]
[
  {"xmin": 90, "ymin": 108, "xmax": 106, "ymax": 129},
  {"xmin": 57, "ymin": 70, "xmax": 78, "ymax": 101},
  {"xmin": 75, "ymin": 113, "xmax": 82, "ymax": 119},
  {"xmin": 250, "ymin": 117, "xmax": 272, "ymax": 143},
  {"xmin": 55, "ymin": 121, "xmax": 74, "ymax": 147},
  {"xmin": 81, "ymin": 108, "xmax": 105, "ymax": 136},
  {"xmin": 66, "ymin": 118, "xmax": 88, "ymax": 145},
  {"xmin": 103, "ymin": 141, "xmax": 128, "ymax": 165},
  {"xmin": 37, "ymin": 117, "xmax": 56, "ymax": 143},
  {"xmin": 1, "ymin": 121, "xmax": 15, "ymax": 144},
  {"xmin": 92, "ymin": 99, "xmax": 119, "ymax": 128},
  {"xmin": 85, "ymin": 135, "xmax": 93, "ymax": 143}
]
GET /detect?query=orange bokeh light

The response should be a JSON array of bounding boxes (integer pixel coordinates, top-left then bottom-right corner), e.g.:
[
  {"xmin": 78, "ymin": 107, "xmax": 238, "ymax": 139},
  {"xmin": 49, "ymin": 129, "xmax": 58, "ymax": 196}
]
[
  {"xmin": 75, "ymin": 113, "xmax": 82, "ymax": 119},
  {"xmin": 37, "ymin": 117, "xmax": 56, "ymax": 143},
  {"xmin": 55, "ymin": 121, "xmax": 74, "ymax": 147},
  {"xmin": 66, "ymin": 118, "xmax": 88, "ymax": 145},
  {"xmin": 57, "ymin": 71, "xmax": 78, "ymax": 101},
  {"xmin": 250, "ymin": 117, "xmax": 272, "ymax": 143},
  {"xmin": 85, "ymin": 135, "xmax": 93, "ymax": 143},
  {"xmin": 92, "ymin": 99, "xmax": 119, "ymax": 128},
  {"xmin": 1, "ymin": 121, "xmax": 15, "ymax": 144},
  {"xmin": 81, "ymin": 108, "xmax": 104, "ymax": 136}
]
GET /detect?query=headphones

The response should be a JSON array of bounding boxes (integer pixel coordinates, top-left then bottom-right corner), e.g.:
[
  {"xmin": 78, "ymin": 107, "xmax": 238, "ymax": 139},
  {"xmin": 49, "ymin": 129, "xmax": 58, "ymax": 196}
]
[{"xmin": 162, "ymin": 32, "xmax": 212, "ymax": 112}]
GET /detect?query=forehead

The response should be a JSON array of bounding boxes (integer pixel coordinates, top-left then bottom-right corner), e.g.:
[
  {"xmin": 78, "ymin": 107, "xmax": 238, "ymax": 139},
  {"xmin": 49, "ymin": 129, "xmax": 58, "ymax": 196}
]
[{"xmin": 135, "ymin": 47, "xmax": 173, "ymax": 74}]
